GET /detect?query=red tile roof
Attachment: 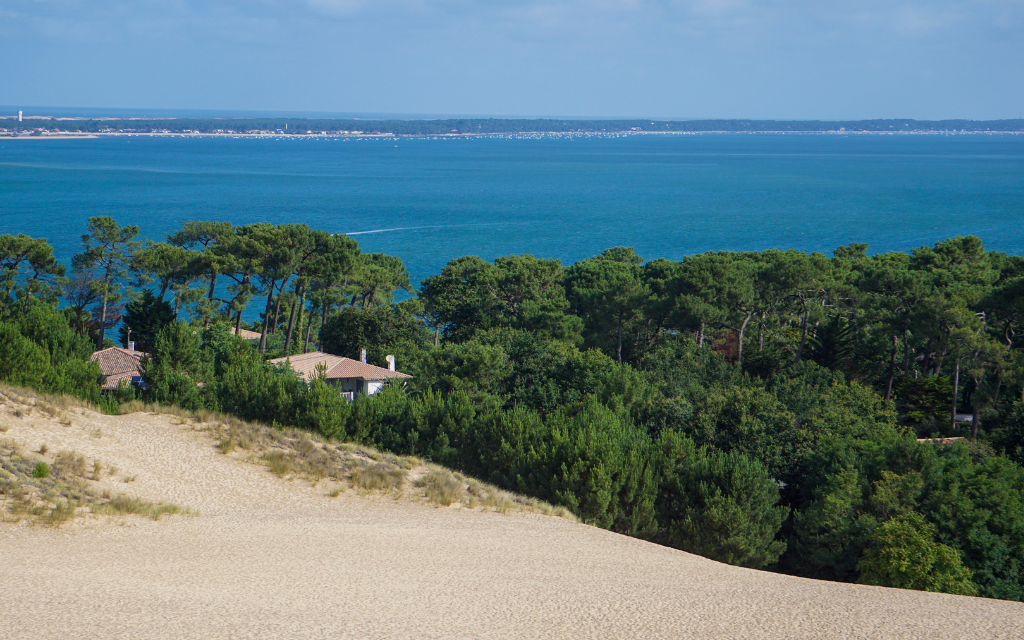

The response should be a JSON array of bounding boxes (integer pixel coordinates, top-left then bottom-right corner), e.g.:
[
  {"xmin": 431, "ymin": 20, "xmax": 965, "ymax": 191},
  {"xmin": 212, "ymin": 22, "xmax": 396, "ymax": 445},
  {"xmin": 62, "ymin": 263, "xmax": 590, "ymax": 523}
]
[
  {"xmin": 91, "ymin": 347, "xmax": 147, "ymax": 390},
  {"xmin": 269, "ymin": 351, "xmax": 411, "ymax": 383},
  {"xmin": 99, "ymin": 371, "xmax": 139, "ymax": 391}
]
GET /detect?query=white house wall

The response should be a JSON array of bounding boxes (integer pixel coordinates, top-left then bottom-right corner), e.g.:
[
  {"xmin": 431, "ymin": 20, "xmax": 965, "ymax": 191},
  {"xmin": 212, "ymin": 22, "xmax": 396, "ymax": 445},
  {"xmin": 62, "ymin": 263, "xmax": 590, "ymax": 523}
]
[{"xmin": 329, "ymin": 377, "xmax": 386, "ymax": 397}]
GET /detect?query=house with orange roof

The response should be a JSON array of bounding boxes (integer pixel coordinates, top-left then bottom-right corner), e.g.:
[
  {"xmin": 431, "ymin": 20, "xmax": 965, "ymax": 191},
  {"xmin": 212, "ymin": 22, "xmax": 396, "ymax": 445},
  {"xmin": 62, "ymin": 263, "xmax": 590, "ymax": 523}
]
[
  {"xmin": 269, "ymin": 350, "xmax": 411, "ymax": 399},
  {"xmin": 91, "ymin": 346, "xmax": 148, "ymax": 391}
]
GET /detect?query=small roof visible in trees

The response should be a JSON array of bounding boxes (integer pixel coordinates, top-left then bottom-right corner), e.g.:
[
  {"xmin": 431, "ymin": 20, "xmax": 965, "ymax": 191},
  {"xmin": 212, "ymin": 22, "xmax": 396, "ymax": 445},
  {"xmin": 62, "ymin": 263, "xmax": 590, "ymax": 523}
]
[
  {"xmin": 230, "ymin": 327, "xmax": 262, "ymax": 340},
  {"xmin": 269, "ymin": 351, "xmax": 411, "ymax": 382}
]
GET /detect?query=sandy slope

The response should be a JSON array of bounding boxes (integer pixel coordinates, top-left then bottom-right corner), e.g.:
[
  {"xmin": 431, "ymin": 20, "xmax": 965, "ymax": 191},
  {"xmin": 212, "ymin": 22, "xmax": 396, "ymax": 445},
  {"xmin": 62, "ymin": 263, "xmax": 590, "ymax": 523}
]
[{"xmin": 2, "ymin": 404, "xmax": 1022, "ymax": 640}]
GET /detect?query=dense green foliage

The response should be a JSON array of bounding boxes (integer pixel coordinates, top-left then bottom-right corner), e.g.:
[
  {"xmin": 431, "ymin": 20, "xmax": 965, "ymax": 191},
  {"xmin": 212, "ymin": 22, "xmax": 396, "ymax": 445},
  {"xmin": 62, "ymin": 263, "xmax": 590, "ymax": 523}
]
[
  {"xmin": 0, "ymin": 302, "xmax": 103, "ymax": 402},
  {"xmin": 4, "ymin": 219, "xmax": 1024, "ymax": 600},
  {"xmin": 656, "ymin": 431, "xmax": 788, "ymax": 567},
  {"xmin": 857, "ymin": 513, "xmax": 977, "ymax": 596}
]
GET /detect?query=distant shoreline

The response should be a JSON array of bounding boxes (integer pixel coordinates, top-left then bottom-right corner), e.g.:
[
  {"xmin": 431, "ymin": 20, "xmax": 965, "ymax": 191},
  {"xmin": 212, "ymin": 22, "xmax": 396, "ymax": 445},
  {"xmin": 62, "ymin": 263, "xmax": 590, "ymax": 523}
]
[
  {"xmin": 2, "ymin": 116, "xmax": 1023, "ymax": 137},
  {"xmin": 2, "ymin": 130, "xmax": 1020, "ymax": 141},
  {"xmin": 3, "ymin": 134, "xmax": 98, "ymax": 140}
]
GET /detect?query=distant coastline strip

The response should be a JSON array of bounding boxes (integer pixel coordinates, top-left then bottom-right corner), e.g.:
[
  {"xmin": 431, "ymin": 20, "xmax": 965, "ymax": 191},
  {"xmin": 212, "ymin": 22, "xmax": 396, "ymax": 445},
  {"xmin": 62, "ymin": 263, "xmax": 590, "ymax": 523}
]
[{"xmin": 3, "ymin": 116, "xmax": 1023, "ymax": 136}]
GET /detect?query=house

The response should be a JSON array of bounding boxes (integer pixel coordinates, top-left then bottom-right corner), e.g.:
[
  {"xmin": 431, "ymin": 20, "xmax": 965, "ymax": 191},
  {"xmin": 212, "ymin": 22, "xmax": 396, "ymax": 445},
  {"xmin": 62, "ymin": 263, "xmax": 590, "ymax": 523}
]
[
  {"xmin": 91, "ymin": 346, "xmax": 147, "ymax": 391},
  {"xmin": 230, "ymin": 327, "xmax": 262, "ymax": 340},
  {"xmin": 269, "ymin": 351, "xmax": 412, "ymax": 399}
]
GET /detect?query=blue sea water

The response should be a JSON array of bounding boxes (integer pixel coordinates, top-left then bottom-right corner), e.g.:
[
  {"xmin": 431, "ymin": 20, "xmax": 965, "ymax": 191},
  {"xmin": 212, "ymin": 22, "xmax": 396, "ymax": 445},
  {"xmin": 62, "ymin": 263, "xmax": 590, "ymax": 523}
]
[{"xmin": 2, "ymin": 133, "xmax": 1023, "ymax": 291}]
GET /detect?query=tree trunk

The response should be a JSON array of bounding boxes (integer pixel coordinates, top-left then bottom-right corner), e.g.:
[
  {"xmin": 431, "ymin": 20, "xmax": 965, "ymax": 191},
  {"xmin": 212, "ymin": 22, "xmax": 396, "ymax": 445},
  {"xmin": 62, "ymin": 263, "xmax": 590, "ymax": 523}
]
[
  {"xmin": 267, "ymin": 279, "xmax": 288, "ymax": 335},
  {"xmin": 271, "ymin": 296, "xmax": 283, "ymax": 333},
  {"xmin": 98, "ymin": 289, "xmax": 109, "ymax": 350},
  {"xmin": 258, "ymin": 280, "xmax": 276, "ymax": 355},
  {"xmin": 303, "ymin": 307, "xmax": 315, "ymax": 353},
  {"xmin": 951, "ymin": 362, "xmax": 960, "ymax": 431},
  {"xmin": 283, "ymin": 295, "xmax": 299, "ymax": 355},
  {"xmin": 204, "ymin": 272, "xmax": 217, "ymax": 330},
  {"xmin": 758, "ymin": 312, "xmax": 766, "ymax": 352},
  {"xmin": 921, "ymin": 339, "xmax": 935, "ymax": 375},
  {"xmin": 932, "ymin": 347, "xmax": 946, "ymax": 378},
  {"xmin": 971, "ymin": 407, "xmax": 980, "ymax": 439},
  {"xmin": 902, "ymin": 329, "xmax": 910, "ymax": 374},
  {"xmin": 284, "ymin": 284, "xmax": 305, "ymax": 355},
  {"xmin": 698, "ymin": 322, "xmax": 705, "ymax": 348},
  {"xmin": 736, "ymin": 311, "xmax": 753, "ymax": 366},
  {"xmin": 794, "ymin": 312, "xmax": 810, "ymax": 364},
  {"xmin": 295, "ymin": 286, "xmax": 307, "ymax": 351},
  {"xmin": 233, "ymin": 308, "xmax": 243, "ymax": 335},
  {"xmin": 97, "ymin": 263, "xmax": 112, "ymax": 350},
  {"xmin": 617, "ymin": 312, "xmax": 623, "ymax": 365},
  {"xmin": 884, "ymin": 334, "xmax": 898, "ymax": 402},
  {"xmin": 320, "ymin": 303, "xmax": 331, "ymax": 351}
]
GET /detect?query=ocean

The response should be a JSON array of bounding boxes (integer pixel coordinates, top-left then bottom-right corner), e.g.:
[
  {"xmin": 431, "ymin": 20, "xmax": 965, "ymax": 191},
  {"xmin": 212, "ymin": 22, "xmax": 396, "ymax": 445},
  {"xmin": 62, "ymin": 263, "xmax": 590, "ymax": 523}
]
[{"xmin": 2, "ymin": 133, "xmax": 1023, "ymax": 290}]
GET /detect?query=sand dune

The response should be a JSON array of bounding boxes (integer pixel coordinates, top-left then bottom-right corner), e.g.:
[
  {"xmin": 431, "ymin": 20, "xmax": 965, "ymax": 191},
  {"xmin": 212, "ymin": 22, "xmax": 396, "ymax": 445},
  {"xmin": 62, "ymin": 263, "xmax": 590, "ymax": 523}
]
[{"xmin": 2, "ymin": 400, "xmax": 1022, "ymax": 640}]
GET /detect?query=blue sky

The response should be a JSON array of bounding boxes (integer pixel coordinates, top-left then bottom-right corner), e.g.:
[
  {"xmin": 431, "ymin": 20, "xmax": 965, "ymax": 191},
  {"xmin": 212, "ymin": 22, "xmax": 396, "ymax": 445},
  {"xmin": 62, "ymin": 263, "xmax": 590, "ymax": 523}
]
[{"xmin": 1, "ymin": 0, "xmax": 1022, "ymax": 119}]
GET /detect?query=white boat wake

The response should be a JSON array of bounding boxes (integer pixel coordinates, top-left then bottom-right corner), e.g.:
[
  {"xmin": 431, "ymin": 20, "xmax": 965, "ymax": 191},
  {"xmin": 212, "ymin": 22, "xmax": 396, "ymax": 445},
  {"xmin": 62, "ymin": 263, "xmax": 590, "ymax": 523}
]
[{"xmin": 344, "ymin": 222, "xmax": 505, "ymax": 236}]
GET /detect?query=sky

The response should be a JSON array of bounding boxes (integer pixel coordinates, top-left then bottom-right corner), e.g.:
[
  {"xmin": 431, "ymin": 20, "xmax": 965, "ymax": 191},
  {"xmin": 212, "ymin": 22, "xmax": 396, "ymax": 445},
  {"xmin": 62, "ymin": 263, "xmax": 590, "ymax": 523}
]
[{"xmin": 1, "ymin": 1, "xmax": 1022, "ymax": 119}]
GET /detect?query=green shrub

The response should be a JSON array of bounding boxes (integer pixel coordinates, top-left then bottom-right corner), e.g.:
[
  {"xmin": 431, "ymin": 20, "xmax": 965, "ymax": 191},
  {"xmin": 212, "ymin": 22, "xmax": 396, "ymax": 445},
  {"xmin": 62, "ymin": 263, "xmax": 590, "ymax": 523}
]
[
  {"xmin": 97, "ymin": 394, "xmax": 120, "ymax": 415},
  {"xmin": 0, "ymin": 322, "xmax": 50, "ymax": 388},
  {"xmin": 143, "ymin": 322, "xmax": 213, "ymax": 410},
  {"xmin": 656, "ymin": 431, "xmax": 788, "ymax": 568},
  {"xmin": 32, "ymin": 462, "xmax": 50, "ymax": 478},
  {"xmin": 858, "ymin": 513, "xmax": 977, "ymax": 596}
]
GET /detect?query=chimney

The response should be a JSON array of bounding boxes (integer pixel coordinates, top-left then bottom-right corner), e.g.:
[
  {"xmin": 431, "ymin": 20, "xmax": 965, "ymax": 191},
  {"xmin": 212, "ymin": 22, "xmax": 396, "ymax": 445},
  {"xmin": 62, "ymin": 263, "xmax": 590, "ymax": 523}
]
[
  {"xmin": 386, "ymin": 355, "xmax": 395, "ymax": 372},
  {"xmin": 128, "ymin": 341, "xmax": 135, "ymax": 351},
  {"xmin": 360, "ymin": 349, "xmax": 367, "ymax": 364}
]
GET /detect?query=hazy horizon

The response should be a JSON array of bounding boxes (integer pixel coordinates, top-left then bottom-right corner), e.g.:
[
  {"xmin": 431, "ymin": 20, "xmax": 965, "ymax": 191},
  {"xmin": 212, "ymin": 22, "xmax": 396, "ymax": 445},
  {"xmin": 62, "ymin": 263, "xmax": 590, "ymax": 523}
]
[
  {"xmin": 2, "ymin": 2, "xmax": 1021, "ymax": 120},
  {"xmin": 4, "ymin": 106, "xmax": 1022, "ymax": 124}
]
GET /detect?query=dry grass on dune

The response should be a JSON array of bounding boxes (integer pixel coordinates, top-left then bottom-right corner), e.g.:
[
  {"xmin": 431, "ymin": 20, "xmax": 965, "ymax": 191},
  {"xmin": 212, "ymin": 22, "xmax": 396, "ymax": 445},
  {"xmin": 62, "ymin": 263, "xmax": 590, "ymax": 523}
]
[
  {"xmin": 0, "ymin": 388, "xmax": 194, "ymax": 527},
  {"xmin": 0, "ymin": 384, "xmax": 572, "ymax": 522},
  {"xmin": 115, "ymin": 399, "xmax": 574, "ymax": 518}
]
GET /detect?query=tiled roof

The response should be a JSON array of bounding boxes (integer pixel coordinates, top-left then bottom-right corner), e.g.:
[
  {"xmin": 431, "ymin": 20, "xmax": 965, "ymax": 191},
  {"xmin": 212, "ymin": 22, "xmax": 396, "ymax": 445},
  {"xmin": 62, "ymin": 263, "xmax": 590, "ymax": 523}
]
[
  {"xmin": 230, "ymin": 327, "xmax": 262, "ymax": 340},
  {"xmin": 100, "ymin": 371, "xmax": 140, "ymax": 391},
  {"xmin": 325, "ymin": 358, "xmax": 413, "ymax": 381},
  {"xmin": 269, "ymin": 352, "xmax": 346, "ymax": 380},
  {"xmin": 91, "ymin": 347, "xmax": 146, "ymax": 377},
  {"xmin": 91, "ymin": 347, "xmax": 147, "ymax": 390},
  {"xmin": 269, "ymin": 351, "xmax": 412, "ymax": 383}
]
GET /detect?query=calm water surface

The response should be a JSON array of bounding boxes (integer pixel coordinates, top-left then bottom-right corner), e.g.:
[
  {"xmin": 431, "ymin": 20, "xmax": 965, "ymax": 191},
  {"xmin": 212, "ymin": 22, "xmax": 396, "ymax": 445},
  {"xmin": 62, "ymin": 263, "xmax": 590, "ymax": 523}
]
[{"xmin": 2, "ymin": 133, "xmax": 1023, "ymax": 288}]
